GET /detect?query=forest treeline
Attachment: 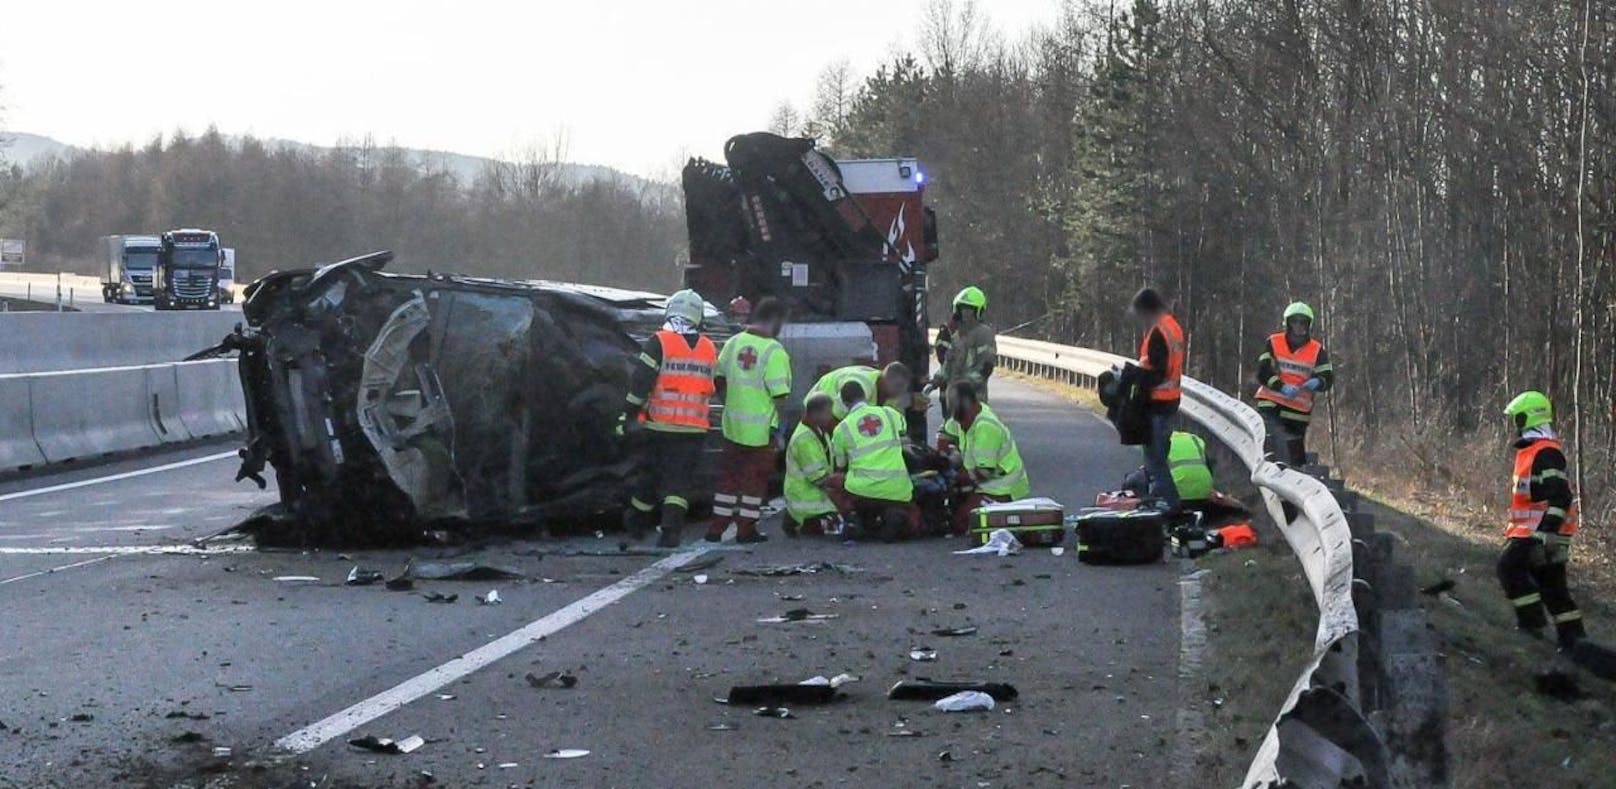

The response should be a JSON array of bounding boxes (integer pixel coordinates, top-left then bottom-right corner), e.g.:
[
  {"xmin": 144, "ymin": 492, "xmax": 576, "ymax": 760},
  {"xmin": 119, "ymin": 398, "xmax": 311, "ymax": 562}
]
[
  {"xmin": 785, "ymin": 0, "xmax": 1615, "ymax": 510},
  {"xmin": 0, "ymin": 128, "xmax": 686, "ymax": 290}
]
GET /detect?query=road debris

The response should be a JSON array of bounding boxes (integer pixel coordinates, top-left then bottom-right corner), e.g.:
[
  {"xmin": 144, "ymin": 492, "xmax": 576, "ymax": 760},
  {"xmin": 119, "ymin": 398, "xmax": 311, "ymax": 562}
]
[
  {"xmin": 211, "ymin": 746, "xmax": 233, "ymax": 758},
  {"xmin": 754, "ymin": 707, "xmax": 795, "ymax": 719},
  {"xmin": 706, "ymin": 722, "xmax": 738, "ymax": 731},
  {"xmin": 543, "ymin": 749, "xmax": 590, "ymax": 759},
  {"xmin": 1419, "ymin": 578, "xmax": 1456, "ymax": 596},
  {"xmin": 406, "ymin": 561, "xmax": 526, "ymax": 582},
  {"xmin": 952, "ymin": 529, "xmax": 1021, "ymax": 556},
  {"xmin": 165, "ymin": 710, "xmax": 211, "ymax": 720},
  {"xmin": 675, "ymin": 555, "xmax": 726, "ymax": 573},
  {"xmin": 171, "ymin": 731, "xmax": 207, "ymax": 744},
  {"xmin": 385, "ymin": 577, "xmax": 416, "ymax": 591},
  {"xmin": 476, "ymin": 590, "xmax": 502, "ymax": 605},
  {"xmin": 693, "ymin": 574, "xmax": 709, "ymax": 585},
  {"xmin": 525, "ymin": 671, "xmax": 579, "ymax": 689},
  {"xmin": 69, "ymin": 713, "xmax": 93, "ymax": 722},
  {"xmin": 909, "ymin": 648, "xmax": 938, "ymax": 662},
  {"xmin": 348, "ymin": 734, "xmax": 425, "ymax": 754},
  {"xmin": 799, "ymin": 673, "xmax": 860, "ymax": 689},
  {"xmin": 732, "ymin": 561, "xmax": 860, "ymax": 577},
  {"xmin": 934, "ymin": 690, "xmax": 996, "ymax": 712},
  {"xmin": 726, "ymin": 683, "xmax": 839, "ymax": 706},
  {"xmin": 1050, "ymin": 546, "xmax": 1066, "ymax": 557},
  {"xmin": 931, "ymin": 626, "xmax": 978, "ymax": 637},
  {"xmin": 888, "ymin": 680, "xmax": 1019, "ymax": 702},
  {"xmin": 422, "ymin": 592, "xmax": 458, "ymax": 604},
  {"xmin": 756, "ymin": 608, "xmax": 838, "ymax": 623},
  {"xmin": 346, "ymin": 566, "xmax": 385, "ymax": 586},
  {"xmin": 272, "ymin": 576, "xmax": 320, "ymax": 584}
]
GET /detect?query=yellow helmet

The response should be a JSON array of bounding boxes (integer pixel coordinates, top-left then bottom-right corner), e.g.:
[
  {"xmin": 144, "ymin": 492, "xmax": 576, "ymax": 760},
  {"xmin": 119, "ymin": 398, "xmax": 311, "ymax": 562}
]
[{"xmin": 953, "ymin": 286, "xmax": 986, "ymax": 312}]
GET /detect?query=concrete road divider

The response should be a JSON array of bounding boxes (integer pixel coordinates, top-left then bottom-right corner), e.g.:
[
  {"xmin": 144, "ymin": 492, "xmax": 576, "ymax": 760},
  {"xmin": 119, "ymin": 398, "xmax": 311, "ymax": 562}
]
[
  {"xmin": 145, "ymin": 364, "xmax": 186, "ymax": 443},
  {"xmin": 173, "ymin": 360, "xmax": 246, "ymax": 439},
  {"xmin": 29, "ymin": 366, "xmax": 163, "ymax": 463},
  {"xmin": 0, "ymin": 375, "xmax": 47, "ymax": 472},
  {"xmin": 0, "ymin": 311, "xmax": 241, "ymax": 374}
]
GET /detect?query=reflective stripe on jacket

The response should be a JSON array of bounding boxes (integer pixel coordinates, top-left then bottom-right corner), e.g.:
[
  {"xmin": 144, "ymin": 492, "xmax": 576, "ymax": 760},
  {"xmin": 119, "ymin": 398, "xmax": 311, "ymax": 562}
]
[
  {"xmin": 1139, "ymin": 314, "xmax": 1185, "ymax": 404},
  {"xmin": 716, "ymin": 330, "xmax": 791, "ymax": 446},
  {"xmin": 1507, "ymin": 438, "xmax": 1579, "ymax": 538},
  {"xmin": 644, "ymin": 330, "xmax": 716, "ymax": 432},
  {"xmin": 1254, "ymin": 333, "xmax": 1322, "ymax": 415},
  {"xmin": 784, "ymin": 422, "xmax": 838, "ymax": 520},
  {"xmin": 1168, "ymin": 431, "xmax": 1213, "ymax": 501},
  {"xmin": 831, "ymin": 402, "xmax": 913, "ymax": 503}
]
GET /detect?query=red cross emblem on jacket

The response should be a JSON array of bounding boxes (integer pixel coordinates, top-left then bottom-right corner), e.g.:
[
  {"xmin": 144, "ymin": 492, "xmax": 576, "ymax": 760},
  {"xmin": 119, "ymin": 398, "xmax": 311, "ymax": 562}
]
[
  {"xmin": 858, "ymin": 414, "xmax": 883, "ymax": 437},
  {"xmin": 738, "ymin": 346, "xmax": 758, "ymax": 370}
]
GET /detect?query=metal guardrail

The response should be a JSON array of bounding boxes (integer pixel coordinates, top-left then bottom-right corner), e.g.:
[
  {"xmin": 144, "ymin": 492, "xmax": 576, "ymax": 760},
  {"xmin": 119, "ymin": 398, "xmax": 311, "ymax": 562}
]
[{"xmin": 988, "ymin": 334, "xmax": 1381, "ymax": 787}]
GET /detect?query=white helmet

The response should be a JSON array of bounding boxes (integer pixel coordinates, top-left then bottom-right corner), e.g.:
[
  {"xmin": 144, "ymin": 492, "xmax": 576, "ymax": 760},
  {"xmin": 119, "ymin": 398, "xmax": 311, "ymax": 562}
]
[{"xmin": 665, "ymin": 289, "xmax": 705, "ymax": 326}]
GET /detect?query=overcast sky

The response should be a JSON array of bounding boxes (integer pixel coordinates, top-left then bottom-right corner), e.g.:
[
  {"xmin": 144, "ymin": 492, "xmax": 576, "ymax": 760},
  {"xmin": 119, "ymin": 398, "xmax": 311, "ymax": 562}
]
[{"xmin": 1, "ymin": 0, "xmax": 1060, "ymax": 178}]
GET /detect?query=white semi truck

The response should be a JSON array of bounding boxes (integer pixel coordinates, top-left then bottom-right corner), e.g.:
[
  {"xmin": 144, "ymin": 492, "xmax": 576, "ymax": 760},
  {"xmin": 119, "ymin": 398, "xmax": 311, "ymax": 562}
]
[{"xmin": 100, "ymin": 234, "xmax": 162, "ymax": 304}]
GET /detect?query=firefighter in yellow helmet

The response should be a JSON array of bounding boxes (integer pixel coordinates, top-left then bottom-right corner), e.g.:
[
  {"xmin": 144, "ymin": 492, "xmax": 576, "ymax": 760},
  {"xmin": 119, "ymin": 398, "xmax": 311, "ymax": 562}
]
[
  {"xmin": 929, "ymin": 286, "xmax": 996, "ymax": 413},
  {"xmin": 1497, "ymin": 391, "xmax": 1585, "ymax": 649},
  {"xmin": 1253, "ymin": 302, "xmax": 1333, "ymax": 466}
]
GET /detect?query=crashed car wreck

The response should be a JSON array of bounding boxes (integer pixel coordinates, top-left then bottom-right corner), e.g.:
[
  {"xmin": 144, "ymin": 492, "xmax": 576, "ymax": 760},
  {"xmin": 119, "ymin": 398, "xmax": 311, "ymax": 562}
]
[{"xmin": 227, "ymin": 251, "xmax": 723, "ymax": 545}]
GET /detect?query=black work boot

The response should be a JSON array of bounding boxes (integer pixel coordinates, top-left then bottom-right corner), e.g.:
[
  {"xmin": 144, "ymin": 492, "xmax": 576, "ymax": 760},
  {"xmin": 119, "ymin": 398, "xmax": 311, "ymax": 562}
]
[
  {"xmin": 657, "ymin": 506, "xmax": 686, "ymax": 549},
  {"xmin": 623, "ymin": 506, "xmax": 651, "ymax": 541}
]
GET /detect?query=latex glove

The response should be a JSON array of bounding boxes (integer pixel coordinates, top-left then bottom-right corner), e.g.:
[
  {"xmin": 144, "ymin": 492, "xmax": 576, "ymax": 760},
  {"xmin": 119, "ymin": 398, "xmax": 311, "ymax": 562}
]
[
  {"xmin": 1303, "ymin": 378, "xmax": 1323, "ymax": 392},
  {"xmin": 1280, "ymin": 384, "xmax": 1301, "ymax": 398}
]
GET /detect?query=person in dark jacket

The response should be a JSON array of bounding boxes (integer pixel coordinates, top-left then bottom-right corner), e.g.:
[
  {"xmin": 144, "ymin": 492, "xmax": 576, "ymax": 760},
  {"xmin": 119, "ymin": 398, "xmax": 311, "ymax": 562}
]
[
  {"xmin": 1130, "ymin": 287, "xmax": 1186, "ymax": 514},
  {"xmin": 1252, "ymin": 302, "xmax": 1334, "ymax": 466}
]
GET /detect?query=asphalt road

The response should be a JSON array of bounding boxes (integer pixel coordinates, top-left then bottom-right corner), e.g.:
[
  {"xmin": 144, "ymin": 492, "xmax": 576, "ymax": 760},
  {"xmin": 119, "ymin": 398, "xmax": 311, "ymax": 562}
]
[{"xmin": 0, "ymin": 378, "xmax": 1180, "ymax": 788}]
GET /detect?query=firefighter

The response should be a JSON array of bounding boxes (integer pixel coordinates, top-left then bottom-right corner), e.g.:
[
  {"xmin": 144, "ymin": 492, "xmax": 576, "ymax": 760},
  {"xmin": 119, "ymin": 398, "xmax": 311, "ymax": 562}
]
[
  {"xmin": 928, "ymin": 286, "xmax": 996, "ymax": 409},
  {"xmin": 711, "ymin": 297, "xmax": 791, "ymax": 543},
  {"xmin": 1253, "ymin": 302, "xmax": 1334, "ymax": 466},
  {"xmin": 1131, "ymin": 287, "xmax": 1186, "ymax": 514},
  {"xmin": 1497, "ymin": 391, "xmax": 1585, "ymax": 648},
  {"xmin": 811, "ymin": 362, "xmax": 918, "ymax": 423},
  {"xmin": 831, "ymin": 380, "xmax": 916, "ymax": 541},
  {"xmin": 942, "ymin": 382, "xmax": 1030, "ymax": 535},
  {"xmin": 783, "ymin": 392, "xmax": 846, "ymax": 537},
  {"xmin": 622, "ymin": 289, "xmax": 717, "ymax": 548}
]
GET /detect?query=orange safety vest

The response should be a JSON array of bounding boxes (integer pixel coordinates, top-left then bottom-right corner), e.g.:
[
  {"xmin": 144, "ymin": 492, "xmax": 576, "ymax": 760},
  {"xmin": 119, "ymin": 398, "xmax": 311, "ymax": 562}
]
[
  {"xmin": 643, "ymin": 330, "xmax": 717, "ymax": 429},
  {"xmin": 1138, "ymin": 314, "xmax": 1185, "ymax": 403},
  {"xmin": 1254, "ymin": 333, "xmax": 1323, "ymax": 413},
  {"xmin": 1506, "ymin": 438, "xmax": 1579, "ymax": 538}
]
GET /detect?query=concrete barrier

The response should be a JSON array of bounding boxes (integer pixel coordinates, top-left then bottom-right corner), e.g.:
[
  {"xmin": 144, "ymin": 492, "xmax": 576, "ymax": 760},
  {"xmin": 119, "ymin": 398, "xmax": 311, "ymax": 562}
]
[
  {"xmin": 0, "ymin": 375, "xmax": 47, "ymax": 472},
  {"xmin": 0, "ymin": 311, "xmax": 240, "ymax": 374},
  {"xmin": 145, "ymin": 364, "xmax": 187, "ymax": 443},
  {"xmin": 173, "ymin": 360, "xmax": 246, "ymax": 439},
  {"xmin": 29, "ymin": 366, "xmax": 162, "ymax": 462}
]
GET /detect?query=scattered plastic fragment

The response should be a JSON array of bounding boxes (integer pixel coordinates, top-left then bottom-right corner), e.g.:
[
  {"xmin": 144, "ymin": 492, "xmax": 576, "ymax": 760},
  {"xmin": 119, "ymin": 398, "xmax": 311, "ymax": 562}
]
[
  {"xmin": 727, "ymin": 683, "xmax": 839, "ymax": 706},
  {"xmin": 273, "ymin": 576, "xmax": 320, "ymax": 584},
  {"xmin": 348, "ymin": 734, "xmax": 425, "ymax": 754},
  {"xmin": 887, "ymin": 730, "xmax": 923, "ymax": 738},
  {"xmin": 756, "ymin": 608, "xmax": 838, "ymax": 623},
  {"xmin": 952, "ymin": 529, "xmax": 1021, "ymax": 556},
  {"xmin": 476, "ymin": 590, "xmax": 502, "ymax": 605},
  {"xmin": 385, "ymin": 577, "xmax": 416, "ymax": 591},
  {"xmin": 543, "ymin": 749, "xmax": 590, "ymax": 759},
  {"xmin": 694, "ymin": 574, "xmax": 709, "ymax": 585},
  {"xmin": 165, "ymin": 710, "xmax": 211, "ymax": 720},
  {"xmin": 498, "ymin": 762, "xmax": 519, "ymax": 769},
  {"xmin": 706, "ymin": 722, "xmax": 738, "ymax": 731},
  {"xmin": 888, "ymin": 680, "xmax": 1019, "ymax": 702},
  {"xmin": 932, "ymin": 626, "xmax": 977, "ymax": 637},
  {"xmin": 211, "ymin": 746, "xmax": 233, "ymax": 758},
  {"xmin": 1050, "ymin": 546, "xmax": 1065, "ymax": 557},
  {"xmin": 676, "ymin": 555, "xmax": 726, "ymax": 573},
  {"xmin": 346, "ymin": 566, "xmax": 385, "ymax": 586},
  {"xmin": 422, "ymin": 592, "xmax": 458, "ymax": 604},
  {"xmin": 934, "ymin": 691, "xmax": 996, "ymax": 712},
  {"xmin": 525, "ymin": 671, "xmax": 579, "ymax": 689},
  {"xmin": 753, "ymin": 707, "xmax": 794, "ymax": 719},
  {"xmin": 732, "ymin": 562, "xmax": 859, "ymax": 577},
  {"xmin": 405, "ymin": 560, "xmax": 525, "ymax": 582},
  {"xmin": 69, "ymin": 713, "xmax": 94, "ymax": 722},
  {"xmin": 909, "ymin": 648, "xmax": 938, "ymax": 662}
]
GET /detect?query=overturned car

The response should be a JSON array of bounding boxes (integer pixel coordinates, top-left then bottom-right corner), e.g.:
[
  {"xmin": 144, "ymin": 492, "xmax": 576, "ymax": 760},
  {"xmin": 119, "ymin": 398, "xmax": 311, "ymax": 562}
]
[{"xmin": 227, "ymin": 252, "xmax": 724, "ymax": 545}]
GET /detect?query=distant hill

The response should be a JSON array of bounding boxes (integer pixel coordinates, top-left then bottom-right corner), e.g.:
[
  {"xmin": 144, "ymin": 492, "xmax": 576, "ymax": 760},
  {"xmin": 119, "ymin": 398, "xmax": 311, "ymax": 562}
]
[{"xmin": 0, "ymin": 131, "xmax": 664, "ymax": 193}]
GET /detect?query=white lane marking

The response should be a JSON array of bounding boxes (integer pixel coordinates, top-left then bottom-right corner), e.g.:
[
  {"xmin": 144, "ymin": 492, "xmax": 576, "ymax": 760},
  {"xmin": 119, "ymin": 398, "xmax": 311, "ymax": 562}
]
[
  {"xmin": 1172, "ymin": 568, "xmax": 1212, "ymax": 787},
  {"xmin": 0, "ymin": 545, "xmax": 252, "ymax": 555},
  {"xmin": 68, "ymin": 525, "xmax": 175, "ymax": 533},
  {"xmin": 275, "ymin": 547, "xmax": 715, "ymax": 754},
  {"xmin": 0, "ymin": 451, "xmax": 238, "ymax": 504},
  {"xmin": 0, "ymin": 555, "xmax": 116, "ymax": 585}
]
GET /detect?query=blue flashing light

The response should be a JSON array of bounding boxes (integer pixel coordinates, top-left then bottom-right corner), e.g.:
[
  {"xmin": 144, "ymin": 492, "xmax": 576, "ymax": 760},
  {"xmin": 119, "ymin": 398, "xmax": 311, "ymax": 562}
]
[{"xmin": 915, "ymin": 170, "xmax": 926, "ymax": 184}]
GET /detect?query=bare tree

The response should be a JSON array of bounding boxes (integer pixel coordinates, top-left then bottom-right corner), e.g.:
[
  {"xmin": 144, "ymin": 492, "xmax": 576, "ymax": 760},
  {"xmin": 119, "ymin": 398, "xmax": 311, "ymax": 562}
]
[
  {"xmin": 919, "ymin": 0, "xmax": 993, "ymax": 77},
  {"xmin": 766, "ymin": 102, "xmax": 802, "ymax": 137},
  {"xmin": 807, "ymin": 60, "xmax": 857, "ymax": 146}
]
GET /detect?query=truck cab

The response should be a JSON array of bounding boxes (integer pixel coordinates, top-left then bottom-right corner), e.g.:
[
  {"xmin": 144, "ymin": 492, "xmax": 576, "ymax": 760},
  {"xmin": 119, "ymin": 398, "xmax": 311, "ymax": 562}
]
[
  {"xmin": 101, "ymin": 235, "xmax": 162, "ymax": 304},
  {"xmin": 154, "ymin": 229, "xmax": 223, "ymax": 310}
]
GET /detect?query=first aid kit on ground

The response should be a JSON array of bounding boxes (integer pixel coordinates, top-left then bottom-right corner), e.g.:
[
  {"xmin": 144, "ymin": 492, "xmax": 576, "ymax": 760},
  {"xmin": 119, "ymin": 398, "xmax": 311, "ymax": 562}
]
[
  {"xmin": 1072, "ymin": 508, "xmax": 1167, "ymax": 564},
  {"xmin": 970, "ymin": 497, "xmax": 1065, "ymax": 547}
]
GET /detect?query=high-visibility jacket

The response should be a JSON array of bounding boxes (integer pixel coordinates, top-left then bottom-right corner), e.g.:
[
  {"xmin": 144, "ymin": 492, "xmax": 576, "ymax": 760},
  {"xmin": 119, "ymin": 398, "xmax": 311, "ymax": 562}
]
[
  {"xmin": 784, "ymin": 422, "xmax": 837, "ymax": 521},
  {"xmin": 1168, "ymin": 431, "xmax": 1213, "ymax": 502},
  {"xmin": 1507, "ymin": 438, "xmax": 1579, "ymax": 538},
  {"xmin": 812, "ymin": 365, "xmax": 881, "ymax": 421},
  {"xmin": 831, "ymin": 402, "xmax": 913, "ymax": 503},
  {"xmin": 1139, "ymin": 314, "xmax": 1185, "ymax": 404},
  {"xmin": 715, "ymin": 330, "xmax": 791, "ymax": 446},
  {"xmin": 951, "ymin": 404, "xmax": 1029, "ymax": 500},
  {"xmin": 643, "ymin": 330, "xmax": 717, "ymax": 432},
  {"xmin": 1254, "ymin": 333, "xmax": 1323, "ymax": 416}
]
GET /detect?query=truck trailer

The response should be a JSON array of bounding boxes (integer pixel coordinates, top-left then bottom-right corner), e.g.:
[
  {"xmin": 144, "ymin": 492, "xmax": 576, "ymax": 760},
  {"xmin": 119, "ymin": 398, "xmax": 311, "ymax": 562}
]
[{"xmin": 99, "ymin": 234, "xmax": 162, "ymax": 304}]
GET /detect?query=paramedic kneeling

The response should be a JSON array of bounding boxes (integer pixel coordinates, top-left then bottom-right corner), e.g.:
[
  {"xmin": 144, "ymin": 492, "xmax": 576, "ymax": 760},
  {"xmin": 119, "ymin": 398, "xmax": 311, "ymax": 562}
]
[{"xmin": 944, "ymin": 382, "xmax": 1030, "ymax": 535}]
